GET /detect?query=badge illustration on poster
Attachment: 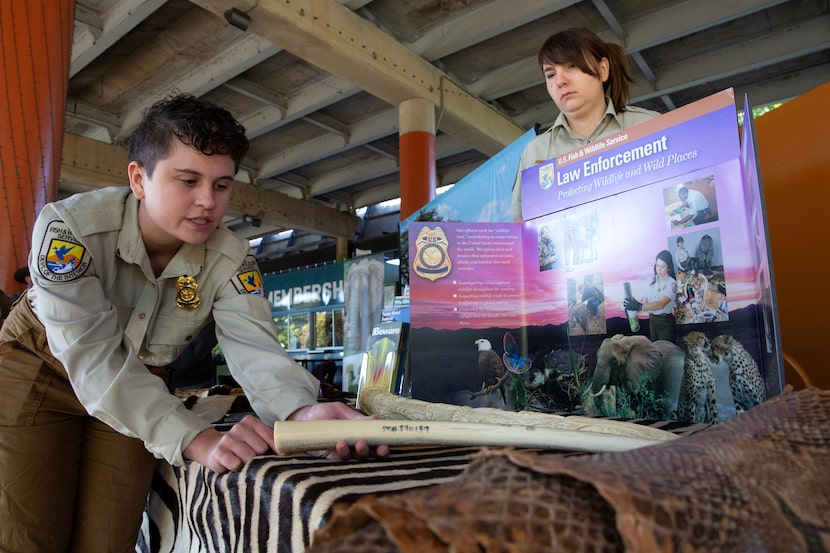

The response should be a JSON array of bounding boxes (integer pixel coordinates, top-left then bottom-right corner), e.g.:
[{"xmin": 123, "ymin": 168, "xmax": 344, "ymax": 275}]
[{"xmin": 412, "ymin": 226, "xmax": 452, "ymax": 281}]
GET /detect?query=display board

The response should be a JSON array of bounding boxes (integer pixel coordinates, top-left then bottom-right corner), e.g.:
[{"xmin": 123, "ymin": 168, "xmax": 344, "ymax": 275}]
[{"xmin": 407, "ymin": 89, "xmax": 783, "ymax": 424}]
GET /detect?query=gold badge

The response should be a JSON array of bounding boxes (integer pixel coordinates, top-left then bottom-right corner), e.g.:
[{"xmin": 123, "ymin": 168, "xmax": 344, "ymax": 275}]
[
  {"xmin": 412, "ymin": 226, "xmax": 451, "ymax": 282},
  {"xmin": 176, "ymin": 275, "xmax": 201, "ymax": 310}
]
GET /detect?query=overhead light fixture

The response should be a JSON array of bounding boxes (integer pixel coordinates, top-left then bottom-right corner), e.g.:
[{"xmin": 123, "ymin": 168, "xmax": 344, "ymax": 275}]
[{"xmin": 224, "ymin": 8, "xmax": 250, "ymax": 31}]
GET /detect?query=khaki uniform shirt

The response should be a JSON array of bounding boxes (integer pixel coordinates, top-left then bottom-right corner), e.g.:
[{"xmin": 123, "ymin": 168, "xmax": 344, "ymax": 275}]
[
  {"xmin": 28, "ymin": 187, "xmax": 319, "ymax": 465},
  {"xmin": 510, "ymin": 99, "xmax": 659, "ymax": 220}
]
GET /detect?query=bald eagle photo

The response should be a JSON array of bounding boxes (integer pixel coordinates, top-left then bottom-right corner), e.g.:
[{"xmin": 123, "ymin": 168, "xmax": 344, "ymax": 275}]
[{"xmin": 475, "ymin": 338, "xmax": 505, "ymax": 388}]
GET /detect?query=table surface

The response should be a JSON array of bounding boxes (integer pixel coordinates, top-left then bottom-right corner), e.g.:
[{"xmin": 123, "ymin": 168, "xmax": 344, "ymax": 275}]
[{"xmin": 137, "ymin": 415, "xmax": 706, "ymax": 553}]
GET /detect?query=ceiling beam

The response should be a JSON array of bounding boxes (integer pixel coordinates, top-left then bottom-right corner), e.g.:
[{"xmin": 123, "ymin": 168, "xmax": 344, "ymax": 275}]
[
  {"xmin": 471, "ymin": 0, "xmax": 790, "ymax": 103},
  {"xmin": 623, "ymin": 0, "xmax": 790, "ymax": 52},
  {"xmin": 350, "ymin": 180, "xmax": 403, "ymax": 211},
  {"xmin": 513, "ymin": 17, "xmax": 829, "ymax": 129},
  {"xmin": 304, "ymin": 113, "xmax": 350, "ymax": 137},
  {"xmin": 59, "ymin": 133, "xmax": 359, "ymax": 238},
  {"xmin": 239, "ymin": 0, "xmax": 581, "ymax": 170},
  {"xmin": 78, "ymin": 5, "xmax": 225, "ymax": 109},
  {"xmin": 734, "ymin": 64, "xmax": 830, "ymax": 111},
  {"xmin": 258, "ymin": 108, "xmax": 398, "ymax": 177},
  {"xmin": 228, "ymin": 182, "xmax": 360, "ymax": 237},
  {"xmin": 74, "ymin": 2, "xmax": 103, "ymax": 33},
  {"xmin": 309, "ymin": 157, "xmax": 399, "ymax": 197},
  {"xmin": 407, "ymin": 0, "xmax": 581, "ymax": 61},
  {"xmin": 116, "ymin": 33, "xmax": 281, "ymax": 139},
  {"xmin": 190, "ymin": 0, "xmax": 524, "ymax": 157},
  {"xmin": 631, "ymin": 18, "xmax": 830, "ymax": 101},
  {"xmin": 239, "ymin": 75, "xmax": 361, "ymax": 139},
  {"xmin": 60, "ymin": 133, "xmax": 130, "ymax": 190},
  {"xmin": 64, "ymin": 99, "xmax": 122, "ymax": 142},
  {"xmin": 71, "ymin": 0, "xmax": 167, "ymax": 78},
  {"xmin": 307, "ymin": 133, "xmax": 469, "ymax": 197},
  {"xmin": 223, "ymin": 76, "xmax": 288, "ymax": 107},
  {"xmin": 349, "ymin": 155, "xmax": 486, "ymax": 209}
]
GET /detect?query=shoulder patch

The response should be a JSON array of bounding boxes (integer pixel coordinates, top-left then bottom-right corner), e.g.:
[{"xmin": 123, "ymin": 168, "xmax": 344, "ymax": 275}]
[
  {"xmin": 231, "ymin": 254, "xmax": 265, "ymax": 296},
  {"xmin": 37, "ymin": 221, "xmax": 91, "ymax": 282}
]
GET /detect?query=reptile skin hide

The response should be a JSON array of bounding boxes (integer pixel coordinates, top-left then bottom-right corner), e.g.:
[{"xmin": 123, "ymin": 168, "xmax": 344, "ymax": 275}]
[{"xmin": 310, "ymin": 387, "xmax": 830, "ymax": 553}]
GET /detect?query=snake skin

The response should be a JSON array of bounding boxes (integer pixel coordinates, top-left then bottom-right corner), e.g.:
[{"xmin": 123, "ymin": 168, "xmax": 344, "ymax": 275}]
[{"xmin": 310, "ymin": 387, "xmax": 830, "ymax": 553}]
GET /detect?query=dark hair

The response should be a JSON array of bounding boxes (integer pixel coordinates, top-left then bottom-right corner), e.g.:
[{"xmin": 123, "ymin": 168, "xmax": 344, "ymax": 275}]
[
  {"xmin": 651, "ymin": 249, "xmax": 676, "ymax": 284},
  {"xmin": 128, "ymin": 93, "xmax": 249, "ymax": 176},
  {"xmin": 537, "ymin": 27, "xmax": 634, "ymax": 113},
  {"xmin": 676, "ymin": 236, "xmax": 684, "ymax": 244},
  {"xmin": 13, "ymin": 266, "xmax": 29, "ymax": 284}
]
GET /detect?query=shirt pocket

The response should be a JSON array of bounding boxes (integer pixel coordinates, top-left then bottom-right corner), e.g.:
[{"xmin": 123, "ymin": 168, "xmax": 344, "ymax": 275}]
[{"xmin": 146, "ymin": 315, "xmax": 205, "ymax": 364}]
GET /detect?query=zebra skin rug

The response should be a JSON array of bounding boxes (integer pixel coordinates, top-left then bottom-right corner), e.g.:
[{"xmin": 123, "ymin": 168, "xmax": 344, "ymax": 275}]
[
  {"xmin": 136, "ymin": 445, "xmax": 477, "ymax": 553},
  {"xmin": 136, "ymin": 387, "xmax": 707, "ymax": 553}
]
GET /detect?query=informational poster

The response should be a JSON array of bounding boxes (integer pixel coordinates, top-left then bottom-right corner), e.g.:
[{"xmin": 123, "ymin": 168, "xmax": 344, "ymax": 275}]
[
  {"xmin": 399, "ymin": 128, "xmax": 536, "ymax": 286},
  {"xmin": 408, "ymin": 89, "xmax": 784, "ymax": 424}
]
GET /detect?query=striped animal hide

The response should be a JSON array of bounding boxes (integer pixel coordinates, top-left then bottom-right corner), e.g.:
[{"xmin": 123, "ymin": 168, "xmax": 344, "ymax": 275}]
[{"xmin": 136, "ymin": 446, "xmax": 476, "ymax": 553}]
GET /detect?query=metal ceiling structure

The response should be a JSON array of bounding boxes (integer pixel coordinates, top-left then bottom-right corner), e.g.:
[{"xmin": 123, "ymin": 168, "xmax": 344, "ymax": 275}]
[{"xmin": 62, "ymin": 0, "xmax": 830, "ymax": 271}]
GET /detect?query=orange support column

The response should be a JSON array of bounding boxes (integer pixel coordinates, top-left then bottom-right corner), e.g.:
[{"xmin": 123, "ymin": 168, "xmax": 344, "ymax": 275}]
[
  {"xmin": 0, "ymin": 0, "xmax": 74, "ymax": 294},
  {"xmin": 399, "ymin": 98, "xmax": 436, "ymax": 220}
]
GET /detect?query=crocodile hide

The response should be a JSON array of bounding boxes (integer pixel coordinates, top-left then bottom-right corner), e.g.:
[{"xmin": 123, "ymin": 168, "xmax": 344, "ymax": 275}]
[{"xmin": 310, "ymin": 387, "xmax": 830, "ymax": 553}]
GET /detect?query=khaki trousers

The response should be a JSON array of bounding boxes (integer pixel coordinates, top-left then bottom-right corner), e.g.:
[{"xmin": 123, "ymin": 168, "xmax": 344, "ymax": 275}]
[
  {"xmin": 648, "ymin": 312, "xmax": 677, "ymax": 343},
  {"xmin": 0, "ymin": 299, "xmax": 161, "ymax": 553}
]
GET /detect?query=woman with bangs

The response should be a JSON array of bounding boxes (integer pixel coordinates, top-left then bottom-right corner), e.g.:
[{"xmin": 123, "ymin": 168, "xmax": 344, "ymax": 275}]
[{"xmin": 510, "ymin": 27, "xmax": 660, "ymax": 221}]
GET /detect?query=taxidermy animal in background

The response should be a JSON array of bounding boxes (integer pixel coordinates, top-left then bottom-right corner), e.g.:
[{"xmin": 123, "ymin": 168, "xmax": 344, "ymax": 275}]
[
  {"xmin": 709, "ymin": 334, "xmax": 766, "ymax": 413},
  {"xmin": 677, "ymin": 331, "xmax": 718, "ymax": 424}
]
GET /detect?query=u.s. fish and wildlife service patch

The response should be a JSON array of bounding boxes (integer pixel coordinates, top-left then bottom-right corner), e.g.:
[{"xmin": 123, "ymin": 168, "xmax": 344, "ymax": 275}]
[
  {"xmin": 37, "ymin": 221, "xmax": 91, "ymax": 282},
  {"xmin": 232, "ymin": 254, "xmax": 265, "ymax": 296}
]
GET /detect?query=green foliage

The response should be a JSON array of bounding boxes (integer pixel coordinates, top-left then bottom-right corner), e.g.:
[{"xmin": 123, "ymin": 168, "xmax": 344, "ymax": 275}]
[
  {"xmin": 510, "ymin": 373, "xmax": 532, "ymax": 409},
  {"xmin": 736, "ymin": 101, "xmax": 785, "ymax": 126},
  {"xmin": 626, "ymin": 375, "xmax": 668, "ymax": 419},
  {"xmin": 580, "ymin": 373, "xmax": 668, "ymax": 420},
  {"xmin": 414, "ymin": 207, "xmax": 443, "ymax": 222}
]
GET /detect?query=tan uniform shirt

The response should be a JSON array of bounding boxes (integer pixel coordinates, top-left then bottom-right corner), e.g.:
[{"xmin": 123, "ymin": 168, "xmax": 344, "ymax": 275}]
[
  {"xmin": 510, "ymin": 99, "xmax": 659, "ymax": 220},
  {"xmin": 28, "ymin": 187, "xmax": 319, "ymax": 465}
]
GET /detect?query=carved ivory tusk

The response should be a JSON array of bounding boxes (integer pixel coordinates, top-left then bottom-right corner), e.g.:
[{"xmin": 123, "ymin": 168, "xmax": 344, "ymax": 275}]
[
  {"xmin": 273, "ymin": 419, "xmax": 662, "ymax": 455},
  {"xmin": 357, "ymin": 388, "xmax": 677, "ymax": 443}
]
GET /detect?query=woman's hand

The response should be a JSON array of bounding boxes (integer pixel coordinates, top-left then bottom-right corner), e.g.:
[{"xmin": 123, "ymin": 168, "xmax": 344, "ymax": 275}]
[
  {"xmin": 288, "ymin": 402, "xmax": 391, "ymax": 460},
  {"xmin": 184, "ymin": 403, "xmax": 391, "ymax": 472},
  {"xmin": 622, "ymin": 297, "xmax": 643, "ymax": 312},
  {"xmin": 183, "ymin": 415, "xmax": 275, "ymax": 473}
]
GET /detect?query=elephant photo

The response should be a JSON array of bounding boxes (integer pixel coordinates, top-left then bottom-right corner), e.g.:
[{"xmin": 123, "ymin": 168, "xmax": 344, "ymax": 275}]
[{"xmin": 589, "ymin": 334, "xmax": 685, "ymax": 418}]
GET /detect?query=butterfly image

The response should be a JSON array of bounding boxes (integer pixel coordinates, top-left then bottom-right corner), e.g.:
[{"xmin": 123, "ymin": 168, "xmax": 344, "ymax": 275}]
[{"xmin": 502, "ymin": 331, "xmax": 532, "ymax": 375}]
